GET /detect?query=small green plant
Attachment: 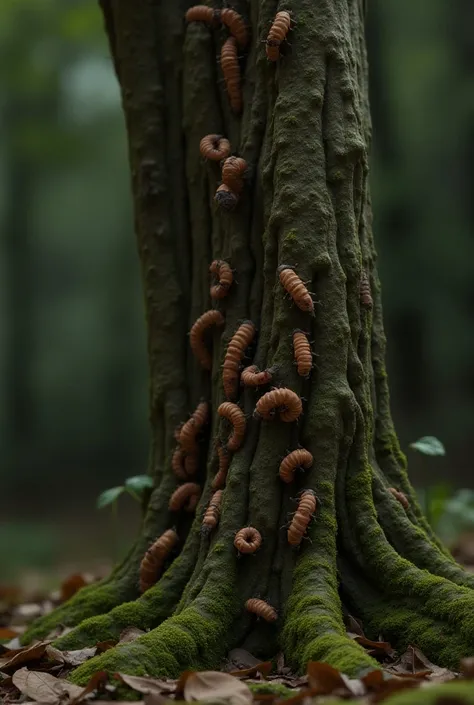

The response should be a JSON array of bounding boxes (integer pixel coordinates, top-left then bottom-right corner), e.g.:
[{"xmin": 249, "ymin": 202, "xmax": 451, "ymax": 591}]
[
  {"xmin": 409, "ymin": 435, "xmax": 446, "ymax": 456},
  {"xmin": 96, "ymin": 474, "xmax": 154, "ymax": 510}
]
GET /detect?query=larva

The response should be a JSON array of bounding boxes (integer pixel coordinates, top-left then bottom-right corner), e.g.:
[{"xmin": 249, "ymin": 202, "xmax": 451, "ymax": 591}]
[
  {"xmin": 278, "ymin": 265, "xmax": 314, "ymax": 314},
  {"xmin": 292, "ymin": 330, "xmax": 312, "ymax": 377},
  {"xmin": 234, "ymin": 526, "xmax": 262, "ymax": 554},
  {"xmin": 139, "ymin": 529, "xmax": 178, "ymax": 593},
  {"xmin": 202, "ymin": 490, "xmax": 223, "ymax": 533},
  {"xmin": 220, "ymin": 8, "xmax": 248, "ymax": 48},
  {"xmin": 298, "ymin": 489, "xmax": 317, "ymax": 516},
  {"xmin": 184, "ymin": 453, "xmax": 199, "ymax": 476},
  {"xmin": 215, "ymin": 183, "xmax": 239, "ymax": 211},
  {"xmin": 221, "ymin": 37, "xmax": 242, "ymax": 114},
  {"xmin": 210, "ymin": 259, "xmax": 233, "ymax": 299},
  {"xmin": 266, "ymin": 11, "xmax": 291, "ymax": 61},
  {"xmin": 288, "ymin": 490, "xmax": 317, "ymax": 546},
  {"xmin": 223, "ymin": 321, "xmax": 256, "ymax": 399},
  {"xmin": 169, "ymin": 482, "xmax": 202, "ymax": 512},
  {"xmin": 255, "ymin": 387, "xmax": 302, "ymax": 422},
  {"xmin": 279, "ymin": 448, "xmax": 313, "ymax": 483},
  {"xmin": 360, "ymin": 271, "xmax": 373, "ymax": 308},
  {"xmin": 388, "ymin": 487, "xmax": 409, "ymax": 510},
  {"xmin": 179, "ymin": 401, "xmax": 209, "ymax": 453},
  {"xmin": 172, "ymin": 447, "xmax": 188, "ymax": 480},
  {"xmin": 212, "ymin": 444, "xmax": 230, "ymax": 489},
  {"xmin": 189, "ymin": 309, "xmax": 225, "ymax": 370},
  {"xmin": 218, "ymin": 401, "xmax": 246, "ymax": 451},
  {"xmin": 200, "ymin": 134, "xmax": 231, "ymax": 162},
  {"xmin": 185, "ymin": 5, "xmax": 220, "ymax": 27},
  {"xmin": 245, "ymin": 598, "xmax": 277, "ymax": 622},
  {"xmin": 221, "ymin": 156, "xmax": 247, "ymax": 194},
  {"xmin": 241, "ymin": 365, "xmax": 273, "ymax": 387}
]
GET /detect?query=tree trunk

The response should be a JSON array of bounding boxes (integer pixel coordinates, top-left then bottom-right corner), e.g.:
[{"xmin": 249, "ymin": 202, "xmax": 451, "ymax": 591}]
[{"xmin": 23, "ymin": 0, "xmax": 474, "ymax": 682}]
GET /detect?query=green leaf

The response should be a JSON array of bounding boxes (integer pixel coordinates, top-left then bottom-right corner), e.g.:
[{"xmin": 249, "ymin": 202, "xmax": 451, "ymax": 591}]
[
  {"xmin": 409, "ymin": 436, "xmax": 446, "ymax": 457},
  {"xmin": 96, "ymin": 486, "xmax": 124, "ymax": 509},
  {"xmin": 124, "ymin": 475, "xmax": 154, "ymax": 494}
]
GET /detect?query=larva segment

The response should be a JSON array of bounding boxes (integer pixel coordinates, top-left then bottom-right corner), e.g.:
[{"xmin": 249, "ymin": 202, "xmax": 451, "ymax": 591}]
[
  {"xmin": 221, "ymin": 156, "xmax": 247, "ymax": 194},
  {"xmin": 185, "ymin": 5, "xmax": 221, "ymax": 27},
  {"xmin": 172, "ymin": 447, "xmax": 188, "ymax": 480},
  {"xmin": 298, "ymin": 489, "xmax": 317, "ymax": 516},
  {"xmin": 266, "ymin": 11, "xmax": 291, "ymax": 61},
  {"xmin": 220, "ymin": 37, "xmax": 242, "ymax": 114},
  {"xmin": 288, "ymin": 490, "xmax": 317, "ymax": 546},
  {"xmin": 217, "ymin": 401, "xmax": 246, "ymax": 451},
  {"xmin": 292, "ymin": 330, "xmax": 312, "ymax": 377},
  {"xmin": 189, "ymin": 309, "xmax": 225, "ymax": 370},
  {"xmin": 214, "ymin": 183, "xmax": 239, "ymax": 211},
  {"xmin": 388, "ymin": 487, "xmax": 409, "ymax": 510},
  {"xmin": 184, "ymin": 453, "xmax": 199, "ymax": 476},
  {"xmin": 278, "ymin": 265, "xmax": 314, "ymax": 314},
  {"xmin": 222, "ymin": 321, "xmax": 256, "ymax": 399},
  {"xmin": 234, "ymin": 526, "xmax": 262, "ymax": 554},
  {"xmin": 169, "ymin": 482, "xmax": 202, "ymax": 512},
  {"xmin": 210, "ymin": 259, "xmax": 233, "ymax": 300},
  {"xmin": 199, "ymin": 134, "xmax": 231, "ymax": 162},
  {"xmin": 220, "ymin": 8, "xmax": 248, "ymax": 48},
  {"xmin": 139, "ymin": 529, "xmax": 179, "ymax": 594},
  {"xmin": 241, "ymin": 364, "xmax": 273, "ymax": 387},
  {"xmin": 360, "ymin": 270, "xmax": 373, "ymax": 308},
  {"xmin": 279, "ymin": 448, "xmax": 313, "ymax": 483},
  {"xmin": 202, "ymin": 490, "xmax": 223, "ymax": 533},
  {"xmin": 212, "ymin": 444, "xmax": 230, "ymax": 489},
  {"xmin": 179, "ymin": 401, "xmax": 209, "ymax": 453},
  {"xmin": 245, "ymin": 598, "xmax": 277, "ymax": 622},
  {"xmin": 255, "ymin": 387, "xmax": 302, "ymax": 422}
]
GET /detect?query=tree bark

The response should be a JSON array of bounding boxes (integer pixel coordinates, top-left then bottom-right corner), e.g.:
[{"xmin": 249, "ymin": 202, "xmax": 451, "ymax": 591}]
[{"xmin": 23, "ymin": 0, "xmax": 474, "ymax": 682}]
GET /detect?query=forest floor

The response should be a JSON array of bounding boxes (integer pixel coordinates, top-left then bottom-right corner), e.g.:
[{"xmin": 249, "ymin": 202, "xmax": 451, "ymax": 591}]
[{"xmin": 2, "ymin": 535, "xmax": 474, "ymax": 705}]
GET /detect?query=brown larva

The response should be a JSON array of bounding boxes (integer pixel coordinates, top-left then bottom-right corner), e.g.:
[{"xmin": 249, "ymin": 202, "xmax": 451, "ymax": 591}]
[
  {"xmin": 200, "ymin": 134, "xmax": 231, "ymax": 162},
  {"xmin": 279, "ymin": 448, "xmax": 313, "ymax": 483},
  {"xmin": 169, "ymin": 482, "xmax": 202, "ymax": 512},
  {"xmin": 139, "ymin": 529, "xmax": 178, "ymax": 593},
  {"xmin": 210, "ymin": 259, "xmax": 233, "ymax": 299},
  {"xmin": 298, "ymin": 489, "xmax": 317, "ymax": 516},
  {"xmin": 184, "ymin": 453, "xmax": 199, "ymax": 476},
  {"xmin": 241, "ymin": 365, "xmax": 273, "ymax": 387},
  {"xmin": 221, "ymin": 156, "xmax": 247, "ymax": 194},
  {"xmin": 189, "ymin": 309, "xmax": 225, "ymax": 370},
  {"xmin": 215, "ymin": 183, "xmax": 239, "ymax": 211},
  {"xmin": 255, "ymin": 387, "xmax": 302, "ymax": 422},
  {"xmin": 179, "ymin": 401, "xmax": 209, "ymax": 453},
  {"xmin": 278, "ymin": 265, "xmax": 314, "ymax": 314},
  {"xmin": 212, "ymin": 444, "xmax": 230, "ymax": 489},
  {"xmin": 172, "ymin": 447, "xmax": 188, "ymax": 480},
  {"xmin": 234, "ymin": 526, "xmax": 262, "ymax": 554},
  {"xmin": 223, "ymin": 321, "xmax": 256, "ymax": 399},
  {"xmin": 388, "ymin": 487, "xmax": 409, "ymax": 510},
  {"xmin": 245, "ymin": 598, "xmax": 277, "ymax": 622},
  {"xmin": 220, "ymin": 37, "xmax": 242, "ymax": 114},
  {"xmin": 220, "ymin": 8, "xmax": 248, "ymax": 48},
  {"xmin": 292, "ymin": 330, "xmax": 312, "ymax": 377},
  {"xmin": 287, "ymin": 490, "xmax": 317, "ymax": 546},
  {"xmin": 202, "ymin": 490, "xmax": 223, "ymax": 533},
  {"xmin": 185, "ymin": 5, "xmax": 221, "ymax": 27},
  {"xmin": 360, "ymin": 271, "xmax": 373, "ymax": 308},
  {"xmin": 266, "ymin": 11, "xmax": 291, "ymax": 61},
  {"xmin": 218, "ymin": 401, "xmax": 246, "ymax": 451}
]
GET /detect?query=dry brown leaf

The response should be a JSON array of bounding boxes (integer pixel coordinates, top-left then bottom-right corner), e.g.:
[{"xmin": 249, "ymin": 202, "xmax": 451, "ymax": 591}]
[
  {"xmin": 45, "ymin": 645, "xmax": 96, "ymax": 667},
  {"xmin": 229, "ymin": 661, "xmax": 272, "ymax": 679},
  {"xmin": 115, "ymin": 673, "xmax": 176, "ymax": 696},
  {"xmin": 306, "ymin": 661, "xmax": 351, "ymax": 695},
  {"xmin": 353, "ymin": 635, "xmax": 394, "ymax": 656},
  {"xmin": 96, "ymin": 640, "xmax": 117, "ymax": 653},
  {"xmin": 396, "ymin": 645, "xmax": 457, "ymax": 682},
  {"xmin": 69, "ymin": 670, "xmax": 108, "ymax": 704},
  {"xmin": 360, "ymin": 669, "xmax": 385, "ymax": 689},
  {"xmin": 370, "ymin": 677, "xmax": 421, "ymax": 703},
  {"xmin": 60, "ymin": 575, "xmax": 88, "ymax": 603},
  {"xmin": 345, "ymin": 614, "xmax": 365, "ymax": 637},
  {"xmin": 0, "ymin": 641, "xmax": 50, "ymax": 671},
  {"xmin": 0, "ymin": 628, "xmax": 20, "ymax": 639},
  {"xmin": 184, "ymin": 670, "xmax": 253, "ymax": 705},
  {"xmin": 118, "ymin": 627, "xmax": 146, "ymax": 644},
  {"xmin": 12, "ymin": 667, "xmax": 85, "ymax": 703}
]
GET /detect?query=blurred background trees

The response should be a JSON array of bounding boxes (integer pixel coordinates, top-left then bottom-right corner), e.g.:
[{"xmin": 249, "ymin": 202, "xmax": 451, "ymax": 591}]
[{"xmin": 1, "ymin": 0, "xmax": 473, "ymax": 580}]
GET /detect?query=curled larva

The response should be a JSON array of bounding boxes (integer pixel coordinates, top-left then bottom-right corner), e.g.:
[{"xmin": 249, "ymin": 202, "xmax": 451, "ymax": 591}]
[
  {"xmin": 169, "ymin": 482, "xmax": 202, "ymax": 512},
  {"xmin": 185, "ymin": 5, "xmax": 221, "ymax": 27},
  {"xmin": 200, "ymin": 134, "xmax": 231, "ymax": 162},
  {"xmin": 266, "ymin": 11, "xmax": 291, "ymax": 61},
  {"xmin": 255, "ymin": 387, "xmax": 302, "ymax": 422},
  {"xmin": 202, "ymin": 490, "xmax": 223, "ymax": 533},
  {"xmin": 278, "ymin": 265, "xmax": 314, "ymax": 314},
  {"xmin": 245, "ymin": 598, "xmax": 277, "ymax": 622},
  {"xmin": 139, "ymin": 529, "xmax": 178, "ymax": 593},
  {"xmin": 189, "ymin": 309, "xmax": 225, "ymax": 370},
  {"xmin": 221, "ymin": 156, "xmax": 247, "ymax": 194},
  {"xmin": 234, "ymin": 526, "xmax": 262, "ymax": 554},
  {"xmin": 360, "ymin": 271, "xmax": 373, "ymax": 308},
  {"xmin": 292, "ymin": 330, "xmax": 312, "ymax": 377},
  {"xmin": 179, "ymin": 401, "xmax": 209, "ymax": 453},
  {"xmin": 210, "ymin": 259, "xmax": 233, "ymax": 299},
  {"xmin": 212, "ymin": 444, "xmax": 230, "ymax": 489},
  {"xmin": 218, "ymin": 401, "xmax": 246, "ymax": 451},
  {"xmin": 221, "ymin": 37, "xmax": 242, "ymax": 114},
  {"xmin": 172, "ymin": 447, "xmax": 188, "ymax": 480},
  {"xmin": 215, "ymin": 183, "xmax": 239, "ymax": 210},
  {"xmin": 279, "ymin": 448, "xmax": 313, "ymax": 483},
  {"xmin": 288, "ymin": 490, "xmax": 317, "ymax": 545},
  {"xmin": 223, "ymin": 321, "xmax": 256, "ymax": 399},
  {"xmin": 220, "ymin": 8, "xmax": 248, "ymax": 48},
  {"xmin": 388, "ymin": 487, "xmax": 409, "ymax": 510},
  {"xmin": 241, "ymin": 365, "xmax": 273, "ymax": 387}
]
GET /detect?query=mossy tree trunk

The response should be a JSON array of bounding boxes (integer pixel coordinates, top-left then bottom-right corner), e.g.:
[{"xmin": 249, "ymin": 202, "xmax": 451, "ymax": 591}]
[{"xmin": 23, "ymin": 0, "xmax": 474, "ymax": 682}]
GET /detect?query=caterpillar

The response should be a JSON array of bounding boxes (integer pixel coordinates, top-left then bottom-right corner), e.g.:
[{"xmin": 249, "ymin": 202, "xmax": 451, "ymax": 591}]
[
  {"xmin": 221, "ymin": 37, "xmax": 242, "ymax": 114},
  {"xmin": 139, "ymin": 529, "xmax": 178, "ymax": 593},
  {"xmin": 266, "ymin": 11, "xmax": 291, "ymax": 62},
  {"xmin": 212, "ymin": 444, "xmax": 230, "ymax": 489},
  {"xmin": 185, "ymin": 5, "xmax": 221, "ymax": 27},
  {"xmin": 215, "ymin": 183, "xmax": 239, "ymax": 211},
  {"xmin": 189, "ymin": 309, "xmax": 225, "ymax": 370},
  {"xmin": 200, "ymin": 134, "xmax": 231, "ymax": 162},
  {"xmin": 218, "ymin": 401, "xmax": 246, "ymax": 451},
  {"xmin": 202, "ymin": 490, "xmax": 223, "ymax": 533},
  {"xmin": 292, "ymin": 330, "xmax": 312, "ymax": 377},
  {"xmin": 278, "ymin": 265, "xmax": 314, "ymax": 314},
  {"xmin": 223, "ymin": 321, "xmax": 256, "ymax": 399},
  {"xmin": 388, "ymin": 487, "xmax": 409, "ymax": 510},
  {"xmin": 172, "ymin": 447, "xmax": 188, "ymax": 480},
  {"xmin": 241, "ymin": 365, "xmax": 273, "ymax": 387},
  {"xmin": 179, "ymin": 401, "xmax": 209, "ymax": 453},
  {"xmin": 184, "ymin": 453, "xmax": 199, "ymax": 476},
  {"xmin": 255, "ymin": 387, "xmax": 302, "ymax": 422},
  {"xmin": 234, "ymin": 526, "xmax": 262, "ymax": 554},
  {"xmin": 169, "ymin": 482, "xmax": 202, "ymax": 512},
  {"xmin": 210, "ymin": 259, "xmax": 233, "ymax": 300},
  {"xmin": 221, "ymin": 156, "xmax": 247, "ymax": 194},
  {"xmin": 245, "ymin": 598, "xmax": 277, "ymax": 622},
  {"xmin": 279, "ymin": 448, "xmax": 313, "ymax": 483},
  {"xmin": 220, "ymin": 8, "xmax": 248, "ymax": 48},
  {"xmin": 360, "ymin": 271, "xmax": 373, "ymax": 309},
  {"xmin": 287, "ymin": 490, "xmax": 317, "ymax": 546}
]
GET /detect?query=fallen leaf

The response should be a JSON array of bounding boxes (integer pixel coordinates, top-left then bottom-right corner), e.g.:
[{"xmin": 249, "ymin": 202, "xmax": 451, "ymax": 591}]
[
  {"xmin": 229, "ymin": 661, "xmax": 272, "ymax": 679},
  {"xmin": 1, "ymin": 636, "xmax": 22, "ymax": 650},
  {"xmin": 275, "ymin": 653, "xmax": 285, "ymax": 673},
  {"xmin": 360, "ymin": 668, "xmax": 385, "ymax": 689},
  {"xmin": 227, "ymin": 649, "xmax": 262, "ymax": 669},
  {"xmin": 69, "ymin": 670, "xmax": 109, "ymax": 704},
  {"xmin": 118, "ymin": 627, "xmax": 146, "ymax": 644},
  {"xmin": 45, "ymin": 645, "xmax": 97, "ymax": 667},
  {"xmin": 0, "ymin": 628, "xmax": 20, "ymax": 640},
  {"xmin": 60, "ymin": 575, "xmax": 88, "ymax": 603},
  {"xmin": 306, "ymin": 662, "xmax": 350, "ymax": 696},
  {"xmin": 96, "ymin": 640, "xmax": 117, "ymax": 653},
  {"xmin": 370, "ymin": 677, "xmax": 421, "ymax": 703},
  {"xmin": 345, "ymin": 614, "xmax": 365, "ymax": 637},
  {"xmin": 353, "ymin": 635, "xmax": 394, "ymax": 656},
  {"xmin": 184, "ymin": 670, "xmax": 253, "ymax": 705},
  {"xmin": 0, "ymin": 641, "xmax": 50, "ymax": 671},
  {"xmin": 175, "ymin": 670, "xmax": 194, "ymax": 699},
  {"xmin": 0, "ymin": 586, "xmax": 21, "ymax": 604},
  {"xmin": 396, "ymin": 645, "xmax": 457, "ymax": 682},
  {"xmin": 12, "ymin": 667, "xmax": 85, "ymax": 703},
  {"xmin": 115, "ymin": 673, "xmax": 176, "ymax": 696},
  {"xmin": 460, "ymin": 656, "xmax": 474, "ymax": 678}
]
